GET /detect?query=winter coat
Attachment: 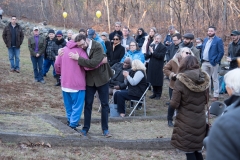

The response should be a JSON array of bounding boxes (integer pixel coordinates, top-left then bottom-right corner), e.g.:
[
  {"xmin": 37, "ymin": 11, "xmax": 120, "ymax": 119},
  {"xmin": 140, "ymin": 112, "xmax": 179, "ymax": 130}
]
[
  {"xmin": 145, "ymin": 42, "xmax": 167, "ymax": 86},
  {"xmin": 170, "ymin": 69, "xmax": 210, "ymax": 152},
  {"xmin": 2, "ymin": 22, "xmax": 24, "ymax": 48},
  {"xmin": 109, "ymin": 30, "xmax": 123, "ymax": 42},
  {"xmin": 105, "ymin": 40, "xmax": 112, "ymax": 61},
  {"xmin": 179, "ymin": 42, "xmax": 201, "ymax": 64},
  {"xmin": 228, "ymin": 40, "xmax": 240, "ymax": 70},
  {"xmin": 28, "ymin": 35, "xmax": 46, "ymax": 56},
  {"xmin": 94, "ymin": 34, "xmax": 107, "ymax": 53},
  {"xmin": 127, "ymin": 70, "xmax": 147, "ymax": 98},
  {"xmin": 44, "ymin": 37, "xmax": 56, "ymax": 60},
  {"xmin": 166, "ymin": 42, "xmax": 181, "ymax": 62},
  {"xmin": 108, "ymin": 43, "xmax": 125, "ymax": 67},
  {"xmin": 120, "ymin": 50, "xmax": 145, "ymax": 64},
  {"xmin": 109, "ymin": 62, "xmax": 131, "ymax": 89},
  {"xmin": 207, "ymin": 94, "xmax": 240, "ymax": 160},
  {"xmin": 77, "ymin": 40, "xmax": 113, "ymax": 87},
  {"xmin": 163, "ymin": 56, "xmax": 180, "ymax": 89},
  {"xmin": 54, "ymin": 38, "xmax": 66, "ymax": 54},
  {"xmin": 136, "ymin": 33, "xmax": 147, "ymax": 48}
]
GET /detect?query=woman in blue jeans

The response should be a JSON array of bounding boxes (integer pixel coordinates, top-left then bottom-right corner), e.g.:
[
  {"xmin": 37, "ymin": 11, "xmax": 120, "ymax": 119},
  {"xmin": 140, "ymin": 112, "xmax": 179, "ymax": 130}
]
[{"xmin": 114, "ymin": 59, "xmax": 147, "ymax": 117}]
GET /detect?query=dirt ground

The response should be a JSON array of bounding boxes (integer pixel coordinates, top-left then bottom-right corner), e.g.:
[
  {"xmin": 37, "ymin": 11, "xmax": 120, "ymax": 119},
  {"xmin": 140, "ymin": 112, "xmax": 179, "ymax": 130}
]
[{"xmin": 0, "ymin": 29, "xmax": 227, "ymax": 159}]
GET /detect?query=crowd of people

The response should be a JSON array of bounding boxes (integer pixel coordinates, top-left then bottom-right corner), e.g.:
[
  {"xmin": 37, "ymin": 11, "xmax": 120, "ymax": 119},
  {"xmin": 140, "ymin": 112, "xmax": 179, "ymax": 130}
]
[{"xmin": 1, "ymin": 15, "xmax": 240, "ymax": 160}]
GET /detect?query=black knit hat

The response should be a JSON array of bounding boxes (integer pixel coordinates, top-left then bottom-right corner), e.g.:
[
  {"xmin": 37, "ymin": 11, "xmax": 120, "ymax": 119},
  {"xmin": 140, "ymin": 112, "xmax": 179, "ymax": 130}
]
[{"xmin": 48, "ymin": 29, "xmax": 55, "ymax": 34}]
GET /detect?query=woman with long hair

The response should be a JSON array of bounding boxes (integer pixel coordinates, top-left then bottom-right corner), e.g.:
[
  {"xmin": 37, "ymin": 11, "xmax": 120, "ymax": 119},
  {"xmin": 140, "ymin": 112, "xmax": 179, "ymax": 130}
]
[{"xmin": 170, "ymin": 56, "xmax": 210, "ymax": 160}]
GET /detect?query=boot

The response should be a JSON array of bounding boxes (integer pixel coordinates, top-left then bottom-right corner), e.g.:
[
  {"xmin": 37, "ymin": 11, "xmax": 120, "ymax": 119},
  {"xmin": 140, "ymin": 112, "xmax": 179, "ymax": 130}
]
[
  {"xmin": 55, "ymin": 74, "xmax": 61, "ymax": 86},
  {"xmin": 149, "ymin": 94, "xmax": 156, "ymax": 99},
  {"xmin": 168, "ymin": 120, "xmax": 174, "ymax": 127}
]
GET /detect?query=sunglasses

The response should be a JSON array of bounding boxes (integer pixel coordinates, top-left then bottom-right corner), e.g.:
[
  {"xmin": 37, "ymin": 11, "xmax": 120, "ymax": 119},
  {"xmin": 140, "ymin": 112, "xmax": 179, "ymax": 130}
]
[
  {"xmin": 130, "ymin": 45, "xmax": 136, "ymax": 46},
  {"xmin": 113, "ymin": 38, "xmax": 119, "ymax": 40},
  {"xmin": 185, "ymin": 52, "xmax": 191, "ymax": 55}
]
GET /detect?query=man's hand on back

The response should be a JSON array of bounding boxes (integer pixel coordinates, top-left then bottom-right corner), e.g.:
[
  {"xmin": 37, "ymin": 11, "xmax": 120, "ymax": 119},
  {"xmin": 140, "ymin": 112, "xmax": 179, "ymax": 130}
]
[{"xmin": 69, "ymin": 52, "xmax": 79, "ymax": 60}]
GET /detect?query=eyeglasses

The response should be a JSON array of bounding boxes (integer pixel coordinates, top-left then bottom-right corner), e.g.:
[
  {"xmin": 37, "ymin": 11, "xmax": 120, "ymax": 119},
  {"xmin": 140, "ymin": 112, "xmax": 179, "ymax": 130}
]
[
  {"xmin": 138, "ymin": 30, "xmax": 142, "ymax": 32},
  {"xmin": 113, "ymin": 38, "xmax": 119, "ymax": 41},
  {"xmin": 130, "ymin": 45, "xmax": 136, "ymax": 46},
  {"xmin": 172, "ymin": 40, "xmax": 179, "ymax": 42},
  {"xmin": 57, "ymin": 35, "xmax": 62, "ymax": 37}
]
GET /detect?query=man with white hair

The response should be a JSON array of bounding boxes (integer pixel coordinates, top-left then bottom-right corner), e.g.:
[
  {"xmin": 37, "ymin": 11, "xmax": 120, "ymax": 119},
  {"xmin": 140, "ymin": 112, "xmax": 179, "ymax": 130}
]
[
  {"xmin": 145, "ymin": 34, "xmax": 167, "ymax": 99},
  {"xmin": 109, "ymin": 22, "xmax": 123, "ymax": 42},
  {"xmin": 207, "ymin": 68, "xmax": 240, "ymax": 160}
]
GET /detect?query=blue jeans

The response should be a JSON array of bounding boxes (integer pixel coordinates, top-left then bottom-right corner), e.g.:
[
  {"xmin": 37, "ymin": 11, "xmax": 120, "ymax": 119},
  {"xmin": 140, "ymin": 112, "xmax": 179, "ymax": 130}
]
[
  {"xmin": 42, "ymin": 58, "xmax": 56, "ymax": 76},
  {"xmin": 82, "ymin": 82, "xmax": 109, "ymax": 132},
  {"xmin": 31, "ymin": 55, "xmax": 44, "ymax": 81},
  {"xmin": 8, "ymin": 47, "xmax": 20, "ymax": 70},
  {"xmin": 62, "ymin": 90, "xmax": 85, "ymax": 128}
]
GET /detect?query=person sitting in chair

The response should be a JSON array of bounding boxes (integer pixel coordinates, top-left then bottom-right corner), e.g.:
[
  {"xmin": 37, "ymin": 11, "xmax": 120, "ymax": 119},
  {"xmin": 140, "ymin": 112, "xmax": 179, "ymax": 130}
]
[
  {"xmin": 114, "ymin": 59, "xmax": 147, "ymax": 117},
  {"xmin": 109, "ymin": 57, "xmax": 132, "ymax": 95}
]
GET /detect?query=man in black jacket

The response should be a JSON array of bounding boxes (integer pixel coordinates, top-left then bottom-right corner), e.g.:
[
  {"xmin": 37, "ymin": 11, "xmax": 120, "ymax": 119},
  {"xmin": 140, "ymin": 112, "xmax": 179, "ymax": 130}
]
[
  {"xmin": 109, "ymin": 58, "xmax": 131, "ymax": 95},
  {"xmin": 109, "ymin": 22, "xmax": 123, "ymax": 42},
  {"xmin": 227, "ymin": 30, "xmax": 240, "ymax": 70},
  {"xmin": 166, "ymin": 33, "xmax": 182, "ymax": 62},
  {"xmin": 2, "ymin": 16, "xmax": 24, "ymax": 72}
]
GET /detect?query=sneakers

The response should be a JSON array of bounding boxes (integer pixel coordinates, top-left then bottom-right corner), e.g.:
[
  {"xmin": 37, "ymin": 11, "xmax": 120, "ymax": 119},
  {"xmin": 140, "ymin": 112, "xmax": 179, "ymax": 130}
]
[
  {"xmin": 10, "ymin": 69, "xmax": 15, "ymax": 72},
  {"xmin": 80, "ymin": 130, "xmax": 87, "ymax": 136},
  {"xmin": 40, "ymin": 80, "xmax": 45, "ymax": 84},
  {"xmin": 103, "ymin": 130, "xmax": 112, "ymax": 138}
]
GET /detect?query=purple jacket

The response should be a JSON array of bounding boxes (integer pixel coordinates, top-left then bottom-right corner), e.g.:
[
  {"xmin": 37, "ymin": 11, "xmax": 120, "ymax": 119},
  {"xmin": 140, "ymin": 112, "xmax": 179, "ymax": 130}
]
[{"xmin": 54, "ymin": 40, "xmax": 93, "ymax": 90}]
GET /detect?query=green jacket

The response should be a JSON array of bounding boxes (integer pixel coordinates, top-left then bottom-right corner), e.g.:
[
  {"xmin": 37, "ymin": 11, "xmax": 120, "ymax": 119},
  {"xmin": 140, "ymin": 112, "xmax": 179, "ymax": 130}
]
[
  {"xmin": 28, "ymin": 35, "xmax": 46, "ymax": 56},
  {"xmin": 77, "ymin": 40, "xmax": 113, "ymax": 87}
]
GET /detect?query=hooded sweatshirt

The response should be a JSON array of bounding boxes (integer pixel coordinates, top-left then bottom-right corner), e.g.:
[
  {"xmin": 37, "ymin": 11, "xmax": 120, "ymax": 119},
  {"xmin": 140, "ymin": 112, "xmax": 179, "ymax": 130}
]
[{"xmin": 54, "ymin": 40, "xmax": 99, "ymax": 90}]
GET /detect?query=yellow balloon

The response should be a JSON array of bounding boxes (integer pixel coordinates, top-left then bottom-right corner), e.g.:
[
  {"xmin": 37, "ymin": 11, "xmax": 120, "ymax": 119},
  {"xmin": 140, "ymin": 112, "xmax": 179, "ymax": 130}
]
[
  {"xmin": 63, "ymin": 12, "xmax": 68, "ymax": 18},
  {"xmin": 96, "ymin": 11, "xmax": 101, "ymax": 18}
]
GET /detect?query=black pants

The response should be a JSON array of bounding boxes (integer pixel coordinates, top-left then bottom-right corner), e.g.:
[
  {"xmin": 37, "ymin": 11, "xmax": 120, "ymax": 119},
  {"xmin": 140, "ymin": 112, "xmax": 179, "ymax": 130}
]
[
  {"xmin": 0, "ymin": 15, "xmax": 2, "ymax": 19},
  {"xmin": 152, "ymin": 86, "xmax": 162, "ymax": 97},
  {"xmin": 167, "ymin": 87, "xmax": 175, "ymax": 121},
  {"xmin": 186, "ymin": 151, "xmax": 203, "ymax": 160}
]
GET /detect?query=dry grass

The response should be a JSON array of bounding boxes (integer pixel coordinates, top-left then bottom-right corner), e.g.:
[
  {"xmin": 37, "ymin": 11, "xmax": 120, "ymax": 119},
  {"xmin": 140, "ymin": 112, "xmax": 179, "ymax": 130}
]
[
  {"xmin": 0, "ymin": 114, "xmax": 62, "ymax": 136},
  {"xmin": 0, "ymin": 142, "xmax": 186, "ymax": 160}
]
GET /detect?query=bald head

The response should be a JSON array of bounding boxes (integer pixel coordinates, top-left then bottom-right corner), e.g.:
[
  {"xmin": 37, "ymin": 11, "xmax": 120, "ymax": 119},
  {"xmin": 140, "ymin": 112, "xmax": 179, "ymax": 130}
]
[
  {"xmin": 72, "ymin": 34, "xmax": 79, "ymax": 40},
  {"xmin": 123, "ymin": 57, "xmax": 132, "ymax": 69}
]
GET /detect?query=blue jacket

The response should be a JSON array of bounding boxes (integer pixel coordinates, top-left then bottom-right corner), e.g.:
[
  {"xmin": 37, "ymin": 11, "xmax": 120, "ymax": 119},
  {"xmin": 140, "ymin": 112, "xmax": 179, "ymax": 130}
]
[
  {"xmin": 201, "ymin": 36, "xmax": 224, "ymax": 66},
  {"xmin": 120, "ymin": 50, "xmax": 145, "ymax": 63},
  {"xmin": 94, "ymin": 34, "xmax": 107, "ymax": 53}
]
